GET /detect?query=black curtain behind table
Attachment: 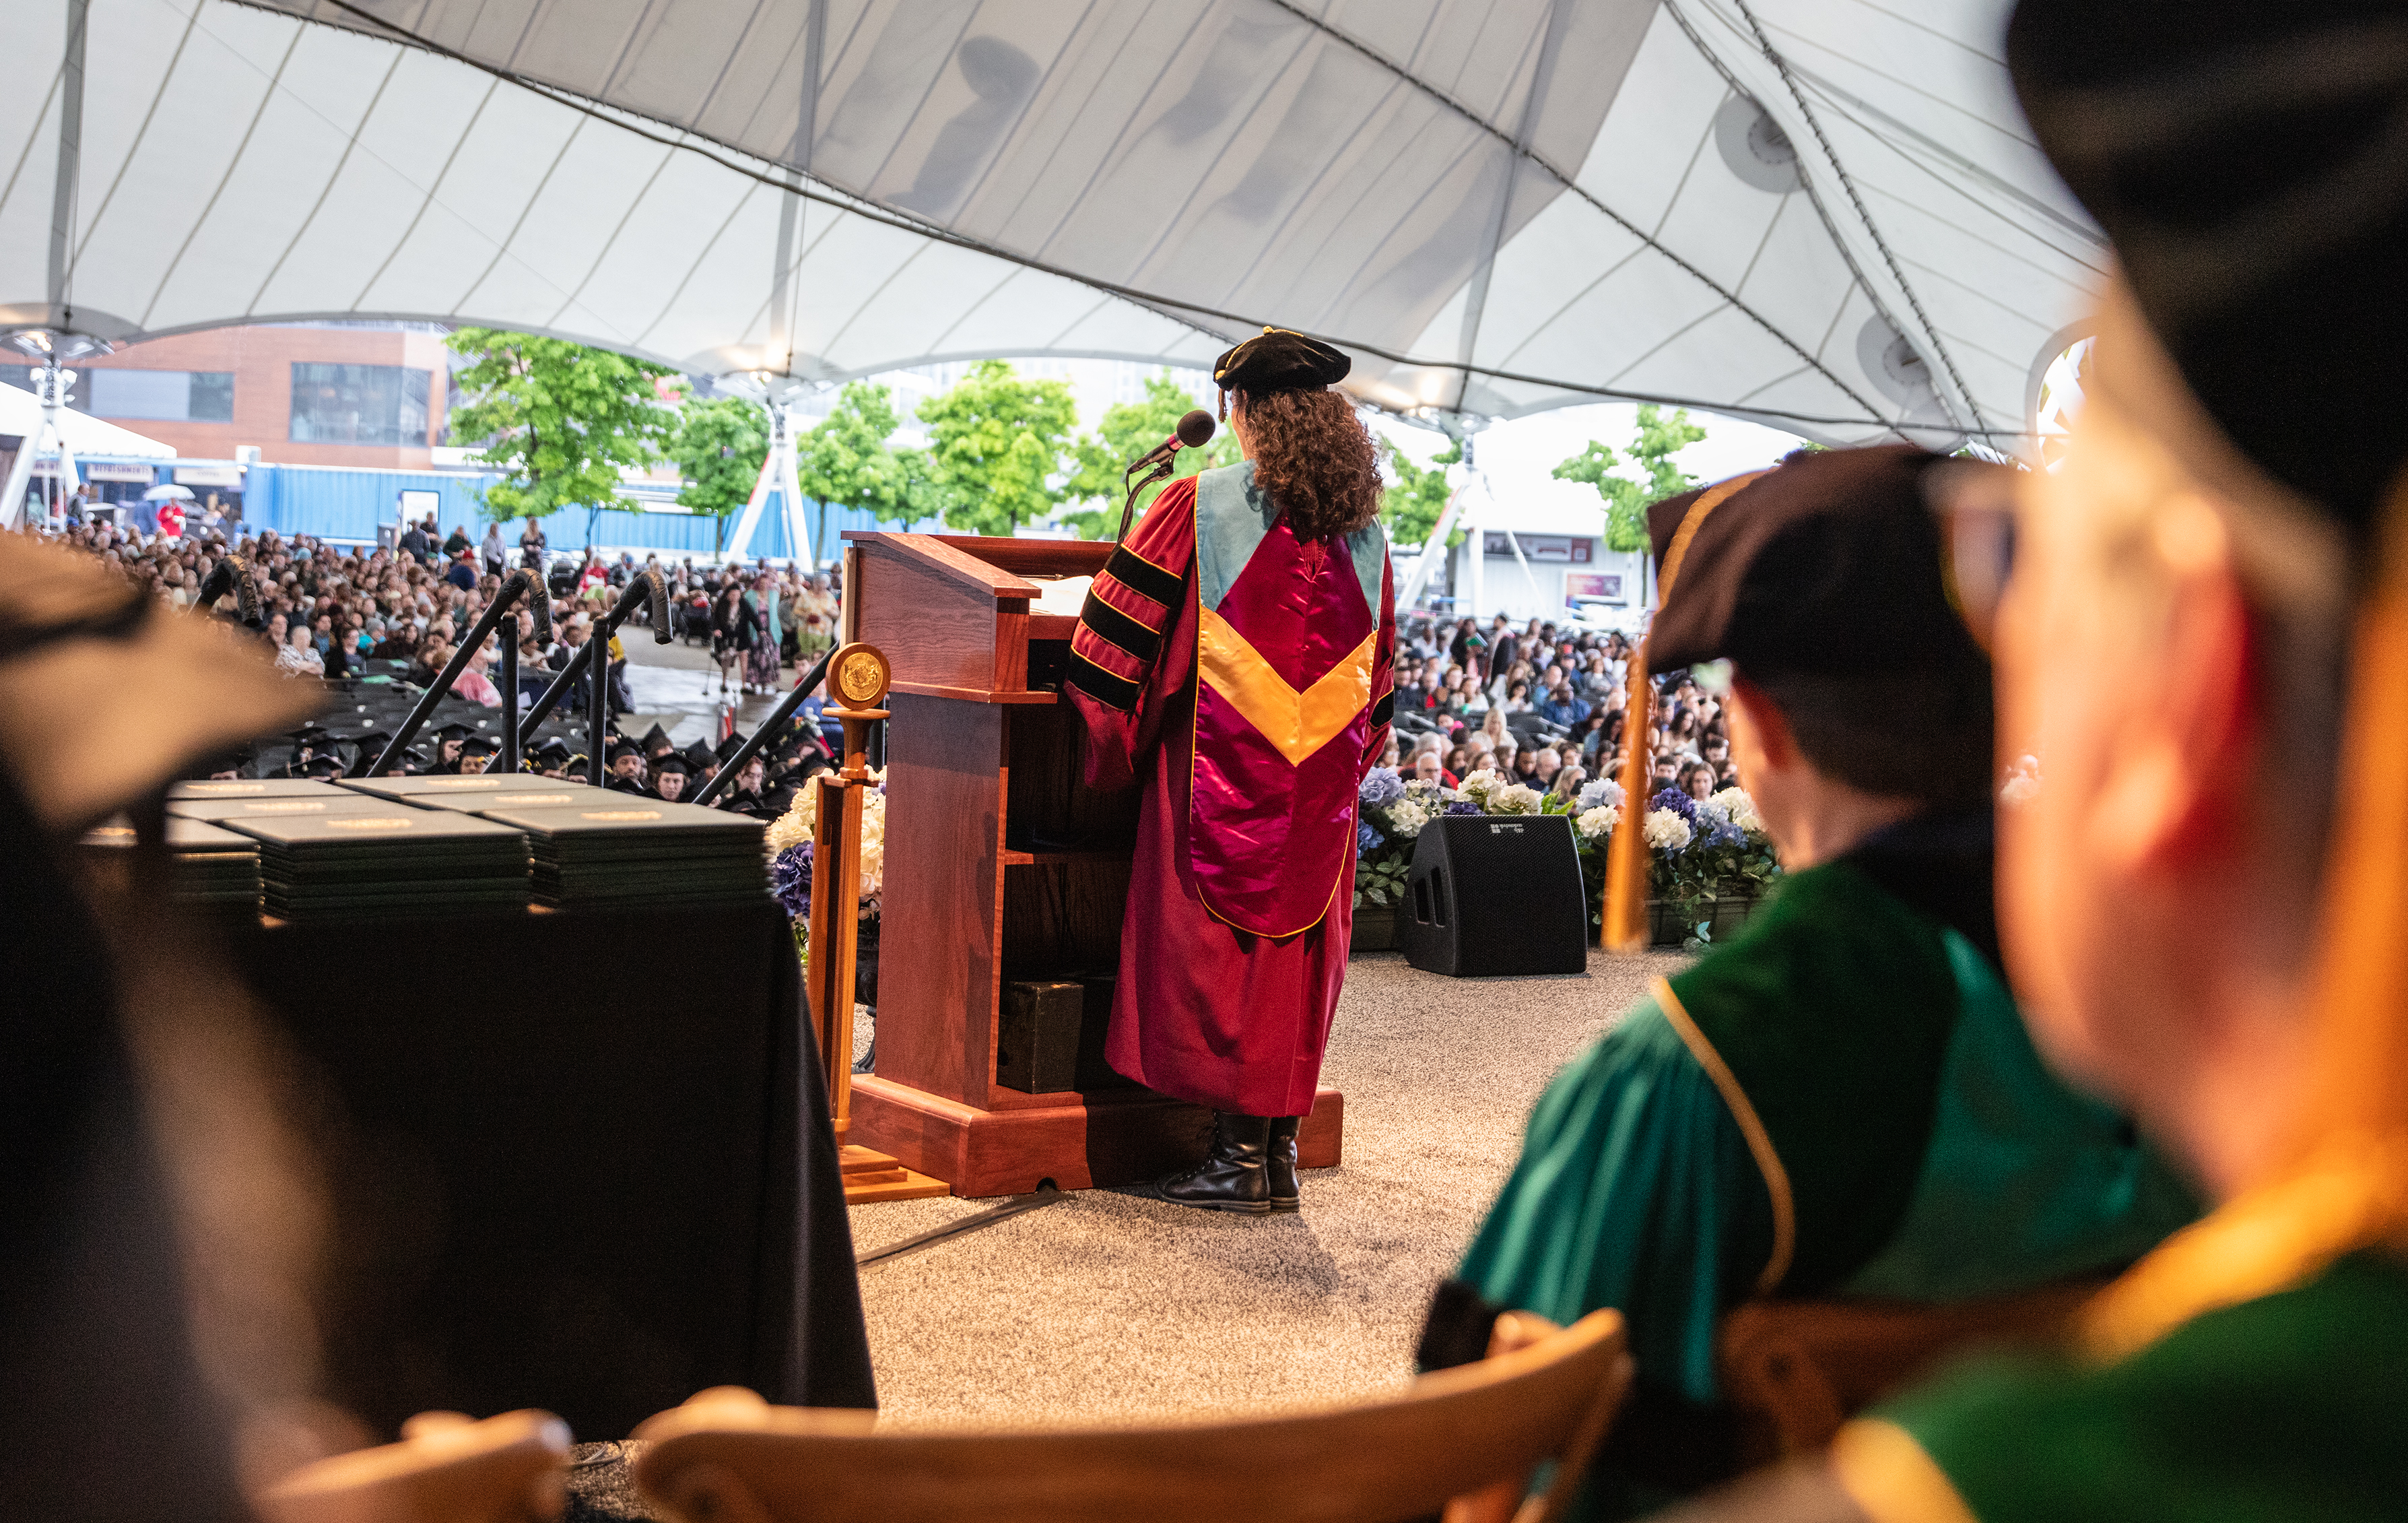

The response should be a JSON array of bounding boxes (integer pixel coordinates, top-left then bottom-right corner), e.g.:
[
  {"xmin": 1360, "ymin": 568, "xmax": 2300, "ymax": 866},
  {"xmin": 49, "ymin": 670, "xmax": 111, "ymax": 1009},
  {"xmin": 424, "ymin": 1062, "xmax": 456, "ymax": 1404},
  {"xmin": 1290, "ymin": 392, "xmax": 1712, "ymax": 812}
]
[{"xmin": 232, "ymin": 901, "xmax": 875, "ymax": 1439}]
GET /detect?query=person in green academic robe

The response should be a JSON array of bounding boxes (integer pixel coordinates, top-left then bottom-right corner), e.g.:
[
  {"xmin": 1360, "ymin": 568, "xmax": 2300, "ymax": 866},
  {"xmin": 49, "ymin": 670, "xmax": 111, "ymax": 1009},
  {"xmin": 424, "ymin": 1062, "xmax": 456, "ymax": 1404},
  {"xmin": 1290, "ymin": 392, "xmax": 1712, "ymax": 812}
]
[
  {"xmin": 1642, "ymin": 5, "xmax": 2408, "ymax": 1521},
  {"xmin": 1417, "ymin": 447, "xmax": 2198, "ymax": 1518}
]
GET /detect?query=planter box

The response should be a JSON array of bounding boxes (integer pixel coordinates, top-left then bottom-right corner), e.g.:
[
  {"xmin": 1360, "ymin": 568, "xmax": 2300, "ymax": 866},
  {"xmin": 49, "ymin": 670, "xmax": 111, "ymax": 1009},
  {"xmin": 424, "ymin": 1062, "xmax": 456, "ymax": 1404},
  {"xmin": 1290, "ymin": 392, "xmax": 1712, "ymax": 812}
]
[
  {"xmin": 1350, "ymin": 902, "xmax": 1399, "ymax": 954},
  {"xmin": 1648, "ymin": 896, "xmax": 1760, "ymax": 948}
]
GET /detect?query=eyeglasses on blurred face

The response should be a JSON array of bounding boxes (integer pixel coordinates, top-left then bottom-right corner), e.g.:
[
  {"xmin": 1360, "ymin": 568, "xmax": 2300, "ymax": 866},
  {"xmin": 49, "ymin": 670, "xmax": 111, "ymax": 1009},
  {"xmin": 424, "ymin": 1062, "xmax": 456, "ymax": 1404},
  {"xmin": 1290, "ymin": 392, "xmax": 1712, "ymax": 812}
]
[{"xmin": 1925, "ymin": 457, "xmax": 2022, "ymax": 654}]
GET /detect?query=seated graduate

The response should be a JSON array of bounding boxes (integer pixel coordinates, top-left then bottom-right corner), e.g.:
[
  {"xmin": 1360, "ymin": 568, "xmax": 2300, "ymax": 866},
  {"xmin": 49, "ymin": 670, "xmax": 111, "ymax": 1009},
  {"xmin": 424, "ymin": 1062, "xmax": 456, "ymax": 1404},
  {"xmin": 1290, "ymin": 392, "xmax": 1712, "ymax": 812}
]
[
  {"xmin": 1421, "ymin": 447, "xmax": 2197, "ymax": 1517},
  {"xmin": 1658, "ymin": 4, "xmax": 2408, "ymax": 1518}
]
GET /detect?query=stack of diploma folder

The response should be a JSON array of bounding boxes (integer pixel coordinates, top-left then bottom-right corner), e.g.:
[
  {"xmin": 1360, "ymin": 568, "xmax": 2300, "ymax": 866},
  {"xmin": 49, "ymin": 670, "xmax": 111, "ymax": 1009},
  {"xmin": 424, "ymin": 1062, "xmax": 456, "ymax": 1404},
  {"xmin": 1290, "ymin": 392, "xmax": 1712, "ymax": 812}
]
[
  {"xmin": 472, "ymin": 799, "xmax": 770, "ymax": 910},
  {"xmin": 224, "ymin": 811, "xmax": 532, "ymax": 921},
  {"xmin": 80, "ymin": 815, "xmax": 265, "ymax": 911}
]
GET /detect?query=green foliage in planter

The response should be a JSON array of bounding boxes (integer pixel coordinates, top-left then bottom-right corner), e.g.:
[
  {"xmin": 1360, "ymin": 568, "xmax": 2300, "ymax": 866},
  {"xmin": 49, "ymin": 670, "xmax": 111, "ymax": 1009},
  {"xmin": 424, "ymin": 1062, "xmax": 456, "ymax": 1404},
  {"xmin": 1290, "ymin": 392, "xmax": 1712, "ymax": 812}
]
[{"xmin": 1356, "ymin": 851, "xmax": 1409, "ymax": 909}]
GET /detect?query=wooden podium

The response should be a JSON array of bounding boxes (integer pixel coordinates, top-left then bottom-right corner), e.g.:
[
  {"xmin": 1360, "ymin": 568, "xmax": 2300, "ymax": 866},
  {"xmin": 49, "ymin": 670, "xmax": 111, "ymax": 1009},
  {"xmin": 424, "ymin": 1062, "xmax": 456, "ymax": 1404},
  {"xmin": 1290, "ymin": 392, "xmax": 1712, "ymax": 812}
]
[{"xmin": 840, "ymin": 531, "xmax": 1343, "ymax": 1198}]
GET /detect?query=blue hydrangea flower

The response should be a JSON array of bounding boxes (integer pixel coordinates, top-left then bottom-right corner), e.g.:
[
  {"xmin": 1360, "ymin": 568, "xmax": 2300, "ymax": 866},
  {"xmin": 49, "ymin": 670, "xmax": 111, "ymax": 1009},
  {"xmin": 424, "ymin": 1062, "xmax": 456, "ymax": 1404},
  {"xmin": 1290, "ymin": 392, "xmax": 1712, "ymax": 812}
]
[
  {"xmin": 1576, "ymin": 777, "xmax": 1625, "ymax": 811},
  {"xmin": 1359, "ymin": 767, "xmax": 1406, "ymax": 808},
  {"xmin": 1356, "ymin": 820, "xmax": 1384, "ymax": 856},
  {"xmin": 771, "ymin": 841, "xmax": 814, "ymax": 919}
]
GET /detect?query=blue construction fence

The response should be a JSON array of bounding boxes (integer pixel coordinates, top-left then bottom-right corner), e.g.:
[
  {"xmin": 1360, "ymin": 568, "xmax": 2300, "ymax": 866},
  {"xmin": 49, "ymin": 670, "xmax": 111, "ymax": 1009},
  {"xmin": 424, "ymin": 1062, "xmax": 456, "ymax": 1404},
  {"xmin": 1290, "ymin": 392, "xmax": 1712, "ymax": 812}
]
[{"xmin": 75, "ymin": 457, "xmax": 943, "ymax": 562}]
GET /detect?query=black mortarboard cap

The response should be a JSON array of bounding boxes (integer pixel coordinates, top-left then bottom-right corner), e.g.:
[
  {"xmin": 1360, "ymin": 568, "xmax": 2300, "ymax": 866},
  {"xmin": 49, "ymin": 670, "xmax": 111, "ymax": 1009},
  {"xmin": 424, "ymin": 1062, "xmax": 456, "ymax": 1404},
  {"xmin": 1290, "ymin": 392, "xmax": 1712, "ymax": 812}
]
[
  {"xmin": 2006, "ymin": 0, "xmax": 2408, "ymax": 534},
  {"xmin": 607, "ymin": 740, "xmax": 640, "ymax": 762},
  {"xmin": 459, "ymin": 734, "xmax": 499, "ymax": 755},
  {"xmin": 1212, "ymin": 327, "xmax": 1350, "ymax": 396},
  {"xmin": 436, "ymin": 722, "xmax": 474, "ymax": 740},
  {"xmin": 653, "ymin": 754, "xmax": 690, "ymax": 775},
  {"xmin": 641, "ymin": 723, "xmax": 673, "ymax": 753},
  {"xmin": 1645, "ymin": 446, "xmax": 1989, "ymax": 680},
  {"xmin": 534, "ymin": 737, "xmax": 572, "ymax": 760},
  {"xmin": 714, "ymin": 734, "xmax": 745, "ymax": 763},
  {"xmin": 684, "ymin": 740, "xmax": 716, "ymax": 771}
]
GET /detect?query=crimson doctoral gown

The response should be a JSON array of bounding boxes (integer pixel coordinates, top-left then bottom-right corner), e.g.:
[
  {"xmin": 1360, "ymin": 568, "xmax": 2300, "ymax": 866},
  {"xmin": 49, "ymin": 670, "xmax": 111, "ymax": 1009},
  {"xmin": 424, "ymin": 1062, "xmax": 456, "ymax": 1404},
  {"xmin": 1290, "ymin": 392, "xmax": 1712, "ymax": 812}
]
[{"xmin": 1066, "ymin": 461, "xmax": 1395, "ymax": 1117}]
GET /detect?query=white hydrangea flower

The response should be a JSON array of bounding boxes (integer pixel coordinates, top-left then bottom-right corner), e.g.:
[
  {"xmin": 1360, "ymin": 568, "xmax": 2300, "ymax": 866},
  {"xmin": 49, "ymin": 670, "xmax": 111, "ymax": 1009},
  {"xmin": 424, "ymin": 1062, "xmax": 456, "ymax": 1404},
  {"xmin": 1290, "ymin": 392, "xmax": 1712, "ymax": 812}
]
[
  {"xmin": 1458, "ymin": 767, "xmax": 1502, "ymax": 800},
  {"xmin": 1575, "ymin": 804, "xmax": 1621, "ymax": 839},
  {"xmin": 1387, "ymin": 797, "xmax": 1433, "ymax": 838},
  {"xmin": 1642, "ymin": 808, "xmax": 1692, "ymax": 851},
  {"xmin": 1491, "ymin": 783, "xmax": 1543, "ymax": 815},
  {"xmin": 1708, "ymin": 787, "xmax": 1764, "ymax": 835},
  {"xmin": 765, "ymin": 783, "xmax": 819, "ymax": 855},
  {"xmin": 1403, "ymin": 775, "xmax": 1444, "ymax": 798}
]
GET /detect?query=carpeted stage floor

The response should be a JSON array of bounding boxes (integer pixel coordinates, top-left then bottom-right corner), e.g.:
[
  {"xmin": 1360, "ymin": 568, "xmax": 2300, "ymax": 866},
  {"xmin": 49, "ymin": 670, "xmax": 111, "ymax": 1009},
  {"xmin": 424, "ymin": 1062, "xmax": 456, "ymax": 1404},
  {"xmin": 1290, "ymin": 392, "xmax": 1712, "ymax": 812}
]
[
  {"xmin": 565, "ymin": 946, "xmax": 1679, "ymax": 1519},
  {"xmin": 846, "ymin": 946, "xmax": 1682, "ymax": 1428}
]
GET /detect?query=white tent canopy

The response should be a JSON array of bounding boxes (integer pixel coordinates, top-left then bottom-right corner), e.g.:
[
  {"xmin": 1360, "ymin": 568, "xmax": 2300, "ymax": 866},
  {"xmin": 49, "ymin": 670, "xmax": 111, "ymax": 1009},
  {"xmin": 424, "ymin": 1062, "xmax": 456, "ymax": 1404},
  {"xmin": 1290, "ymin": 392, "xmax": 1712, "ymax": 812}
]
[
  {"xmin": 0, "ymin": 0, "xmax": 2101, "ymax": 453},
  {"xmin": 0, "ymin": 383, "xmax": 176, "ymax": 457}
]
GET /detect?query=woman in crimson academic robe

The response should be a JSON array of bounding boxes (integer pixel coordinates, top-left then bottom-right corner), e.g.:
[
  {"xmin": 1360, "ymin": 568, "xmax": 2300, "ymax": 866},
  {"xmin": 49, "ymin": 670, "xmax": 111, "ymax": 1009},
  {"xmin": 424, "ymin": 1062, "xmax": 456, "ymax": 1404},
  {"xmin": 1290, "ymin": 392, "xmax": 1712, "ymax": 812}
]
[{"xmin": 1066, "ymin": 329, "xmax": 1395, "ymax": 1215}]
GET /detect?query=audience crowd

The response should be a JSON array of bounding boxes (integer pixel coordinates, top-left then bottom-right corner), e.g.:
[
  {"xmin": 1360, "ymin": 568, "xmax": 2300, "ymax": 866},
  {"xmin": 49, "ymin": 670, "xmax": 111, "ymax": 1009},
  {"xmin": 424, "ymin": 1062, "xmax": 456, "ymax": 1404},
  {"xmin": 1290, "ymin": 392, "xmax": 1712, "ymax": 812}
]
[
  {"xmin": 27, "ymin": 513, "xmax": 845, "ymax": 815},
  {"xmin": 28, "ymin": 515, "xmax": 1739, "ymax": 829},
  {"xmin": 1380, "ymin": 613, "xmax": 1734, "ymax": 809}
]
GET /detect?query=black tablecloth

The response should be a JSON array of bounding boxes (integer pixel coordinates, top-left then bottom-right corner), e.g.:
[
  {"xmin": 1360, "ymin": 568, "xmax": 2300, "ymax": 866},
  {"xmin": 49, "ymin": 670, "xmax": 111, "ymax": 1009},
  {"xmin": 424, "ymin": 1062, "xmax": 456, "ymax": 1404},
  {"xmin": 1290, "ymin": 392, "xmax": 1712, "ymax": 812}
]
[{"xmin": 232, "ymin": 902, "xmax": 874, "ymax": 1439}]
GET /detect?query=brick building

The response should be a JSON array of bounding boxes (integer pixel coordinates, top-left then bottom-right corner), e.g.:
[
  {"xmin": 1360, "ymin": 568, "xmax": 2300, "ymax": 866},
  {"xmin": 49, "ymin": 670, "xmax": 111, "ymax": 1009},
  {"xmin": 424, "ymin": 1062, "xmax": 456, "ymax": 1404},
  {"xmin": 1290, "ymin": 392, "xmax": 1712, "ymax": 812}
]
[{"xmin": 1, "ymin": 321, "xmax": 453, "ymax": 468}]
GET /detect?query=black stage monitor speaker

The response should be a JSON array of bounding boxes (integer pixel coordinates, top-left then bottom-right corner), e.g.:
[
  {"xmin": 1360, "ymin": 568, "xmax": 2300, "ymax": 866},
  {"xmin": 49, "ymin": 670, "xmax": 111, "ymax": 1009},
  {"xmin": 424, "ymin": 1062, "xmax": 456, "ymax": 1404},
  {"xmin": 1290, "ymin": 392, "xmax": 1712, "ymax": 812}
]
[{"xmin": 1395, "ymin": 814, "xmax": 1588, "ymax": 977}]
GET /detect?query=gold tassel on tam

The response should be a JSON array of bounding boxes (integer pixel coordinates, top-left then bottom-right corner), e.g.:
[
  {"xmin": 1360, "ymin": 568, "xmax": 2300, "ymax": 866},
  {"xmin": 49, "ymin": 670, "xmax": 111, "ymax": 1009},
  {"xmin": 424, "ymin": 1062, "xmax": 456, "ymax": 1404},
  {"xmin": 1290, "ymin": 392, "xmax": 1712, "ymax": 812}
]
[
  {"xmin": 1601, "ymin": 472, "xmax": 1765, "ymax": 952},
  {"xmin": 2082, "ymin": 477, "xmax": 2408, "ymax": 1359}
]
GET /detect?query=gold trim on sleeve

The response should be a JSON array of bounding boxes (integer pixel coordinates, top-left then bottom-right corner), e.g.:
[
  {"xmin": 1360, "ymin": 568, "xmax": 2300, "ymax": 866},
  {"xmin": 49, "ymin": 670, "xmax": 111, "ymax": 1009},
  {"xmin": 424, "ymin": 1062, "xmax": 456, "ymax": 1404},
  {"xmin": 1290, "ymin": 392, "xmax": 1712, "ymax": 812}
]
[
  {"xmin": 1830, "ymin": 1420, "xmax": 1981, "ymax": 1523},
  {"xmin": 1654, "ymin": 975, "xmax": 1797, "ymax": 1295}
]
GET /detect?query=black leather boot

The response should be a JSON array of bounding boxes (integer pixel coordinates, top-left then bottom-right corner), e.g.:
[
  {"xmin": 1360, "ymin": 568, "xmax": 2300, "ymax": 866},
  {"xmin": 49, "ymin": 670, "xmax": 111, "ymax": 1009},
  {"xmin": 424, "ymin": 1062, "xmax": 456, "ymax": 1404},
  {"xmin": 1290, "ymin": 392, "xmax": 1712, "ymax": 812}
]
[
  {"xmin": 1135, "ymin": 1111, "xmax": 1273, "ymax": 1214},
  {"xmin": 1266, "ymin": 1115, "xmax": 1301, "ymax": 1212}
]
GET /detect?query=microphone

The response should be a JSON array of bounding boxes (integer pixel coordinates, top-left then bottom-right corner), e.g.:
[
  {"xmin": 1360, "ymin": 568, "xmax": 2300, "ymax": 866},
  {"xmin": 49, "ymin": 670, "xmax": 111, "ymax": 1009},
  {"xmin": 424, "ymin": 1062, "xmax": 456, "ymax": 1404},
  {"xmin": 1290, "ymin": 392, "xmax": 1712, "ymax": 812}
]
[
  {"xmin": 517, "ymin": 569, "xmax": 551, "ymax": 649},
  {"xmin": 1125, "ymin": 410, "xmax": 1216, "ymax": 478},
  {"xmin": 197, "ymin": 555, "xmax": 263, "ymax": 629},
  {"xmin": 1114, "ymin": 411, "xmax": 1217, "ymax": 542},
  {"xmin": 615, "ymin": 566, "xmax": 672, "ymax": 643}
]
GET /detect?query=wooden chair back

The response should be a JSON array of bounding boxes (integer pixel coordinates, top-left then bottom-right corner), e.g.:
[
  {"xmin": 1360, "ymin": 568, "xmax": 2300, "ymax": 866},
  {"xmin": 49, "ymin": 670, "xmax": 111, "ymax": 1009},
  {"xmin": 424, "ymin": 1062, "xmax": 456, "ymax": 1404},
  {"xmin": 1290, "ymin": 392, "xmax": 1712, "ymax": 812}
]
[
  {"xmin": 1716, "ymin": 1278, "xmax": 2107, "ymax": 1463},
  {"xmin": 253, "ymin": 1409, "xmax": 572, "ymax": 1523},
  {"xmin": 632, "ymin": 1309, "xmax": 1631, "ymax": 1523}
]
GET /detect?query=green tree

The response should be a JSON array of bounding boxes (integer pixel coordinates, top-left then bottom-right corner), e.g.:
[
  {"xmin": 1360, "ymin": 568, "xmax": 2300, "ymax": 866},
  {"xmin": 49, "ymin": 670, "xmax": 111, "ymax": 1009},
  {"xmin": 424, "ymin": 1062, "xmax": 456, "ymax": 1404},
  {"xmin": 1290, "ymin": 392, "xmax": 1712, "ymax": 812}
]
[
  {"xmin": 665, "ymin": 395, "xmax": 770, "ymax": 520},
  {"xmin": 1061, "ymin": 372, "xmax": 1242, "ymax": 538},
  {"xmin": 445, "ymin": 329, "xmax": 684, "ymax": 533},
  {"xmin": 1551, "ymin": 404, "xmax": 1708, "ymax": 551},
  {"xmin": 795, "ymin": 381, "xmax": 930, "ymax": 535},
  {"xmin": 915, "ymin": 360, "xmax": 1080, "ymax": 536},
  {"xmin": 1379, "ymin": 440, "xmax": 1464, "ymax": 548}
]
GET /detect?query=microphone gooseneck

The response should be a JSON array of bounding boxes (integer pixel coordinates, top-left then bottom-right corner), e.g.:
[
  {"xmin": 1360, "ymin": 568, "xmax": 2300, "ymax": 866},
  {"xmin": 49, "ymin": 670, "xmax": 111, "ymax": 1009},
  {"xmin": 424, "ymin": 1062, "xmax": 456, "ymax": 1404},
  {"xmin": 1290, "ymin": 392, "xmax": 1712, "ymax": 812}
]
[
  {"xmin": 1113, "ymin": 410, "xmax": 1217, "ymax": 542},
  {"xmin": 197, "ymin": 555, "xmax": 265, "ymax": 630},
  {"xmin": 367, "ymin": 570, "xmax": 535, "ymax": 777},
  {"xmin": 517, "ymin": 566, "xmax": 674, "ymax": 750},
  {"xmin": 690, "ymin": 644, "xmax": 838, "ymax": 809}
]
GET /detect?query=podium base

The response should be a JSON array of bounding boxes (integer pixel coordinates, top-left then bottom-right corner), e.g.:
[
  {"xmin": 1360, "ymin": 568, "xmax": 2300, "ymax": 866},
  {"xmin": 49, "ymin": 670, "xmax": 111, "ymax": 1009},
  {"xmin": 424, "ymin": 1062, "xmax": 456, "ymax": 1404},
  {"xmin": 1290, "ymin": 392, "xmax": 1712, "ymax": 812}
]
[
  {"xmin": 849, "ymin": 1078, "xmax": 1344, "ymax": 1199},
  {"xmin": 838, "ymin": 1142, "xmax": 953, "ymax": 1202}
]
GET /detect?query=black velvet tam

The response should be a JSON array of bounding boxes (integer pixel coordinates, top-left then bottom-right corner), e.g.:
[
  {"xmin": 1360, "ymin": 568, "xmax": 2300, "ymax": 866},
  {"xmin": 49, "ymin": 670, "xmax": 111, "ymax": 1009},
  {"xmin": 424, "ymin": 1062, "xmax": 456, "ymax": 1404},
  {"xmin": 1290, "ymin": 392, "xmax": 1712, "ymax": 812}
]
[
  {"xmin": 1212, "ymin": 326, "xmax": 1350, "ymax": 394},
  {"xmin": 2007, "ymin": 0, "xmax": 2408, "ymax": 532},
  {"xmin": 1645, "ymin": 445, "xmax": 1986, "ymax": 679}
]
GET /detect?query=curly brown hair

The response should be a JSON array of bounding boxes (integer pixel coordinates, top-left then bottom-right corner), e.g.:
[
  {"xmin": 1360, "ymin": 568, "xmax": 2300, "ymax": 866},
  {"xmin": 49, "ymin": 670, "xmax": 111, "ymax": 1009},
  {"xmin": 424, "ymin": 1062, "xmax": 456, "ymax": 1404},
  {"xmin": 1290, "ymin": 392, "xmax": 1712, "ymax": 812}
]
[{"xmin": 1235, "ymin": 388, "xmax": 1382, "ymax": 541}]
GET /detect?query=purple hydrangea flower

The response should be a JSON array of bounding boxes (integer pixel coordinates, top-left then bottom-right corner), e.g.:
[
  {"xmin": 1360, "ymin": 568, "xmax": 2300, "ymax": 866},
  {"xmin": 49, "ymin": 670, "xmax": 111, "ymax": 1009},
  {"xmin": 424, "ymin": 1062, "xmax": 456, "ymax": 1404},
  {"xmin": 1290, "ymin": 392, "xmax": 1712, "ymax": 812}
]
[
  {"xmin": 1444, "ymin": 800, "xmax": 1484, "ymax": 816},
  {"xmin": 1648, "ymin": 787, "xmax": 1701, "ymax": 824},
  {"xmin": 771, "ymin": 841, "xmax": 814, "ymax": 918},
  {"xmin": 1356, "ymin": 820, "xmax": 1384, "ymax": 857}
]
